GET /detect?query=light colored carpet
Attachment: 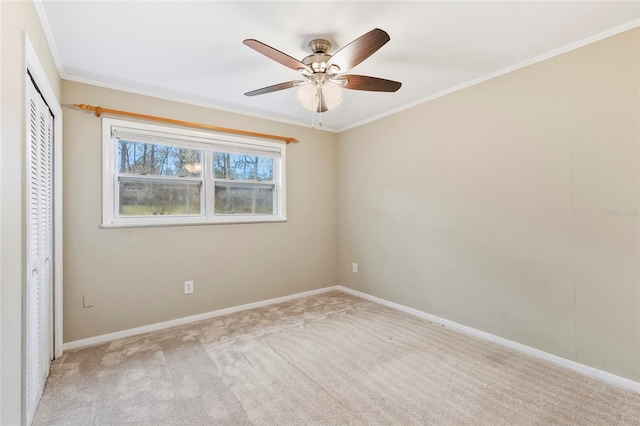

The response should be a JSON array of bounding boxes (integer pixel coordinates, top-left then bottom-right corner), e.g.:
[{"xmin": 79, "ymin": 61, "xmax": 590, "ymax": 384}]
[{"xmin": 33, "ymin": 290, "xmax": 640, "ymax": 425}]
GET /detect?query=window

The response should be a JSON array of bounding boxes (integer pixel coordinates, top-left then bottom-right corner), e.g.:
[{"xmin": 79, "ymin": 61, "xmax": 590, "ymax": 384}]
[{"xmin": 102, "ymin": 118, "xmax": 286, "ymax": 227}]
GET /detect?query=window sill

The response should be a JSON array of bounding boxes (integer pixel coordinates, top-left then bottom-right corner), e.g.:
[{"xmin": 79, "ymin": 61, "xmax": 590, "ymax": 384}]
[{"xmin": 100, "ymin": 216, "xmax": 287, "ymax": 229}]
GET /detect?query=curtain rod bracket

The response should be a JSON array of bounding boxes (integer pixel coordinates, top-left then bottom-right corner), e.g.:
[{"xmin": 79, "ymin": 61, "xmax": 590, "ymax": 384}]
[{"xmin": 72, "ymin": 103, "xmax": 300, "ymax": 144}]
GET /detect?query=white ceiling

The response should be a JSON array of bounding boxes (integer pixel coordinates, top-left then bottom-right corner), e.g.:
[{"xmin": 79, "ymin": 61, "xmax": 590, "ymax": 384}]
[{"xmin": 38, "ymin": 1, "xmax": 639, "ymax": 132}]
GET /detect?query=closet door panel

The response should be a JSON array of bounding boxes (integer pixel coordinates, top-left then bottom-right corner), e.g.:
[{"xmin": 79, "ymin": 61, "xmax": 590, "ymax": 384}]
[{"xmin": 25, "ymin": 76, "xmax": 54, "ymax": 425}]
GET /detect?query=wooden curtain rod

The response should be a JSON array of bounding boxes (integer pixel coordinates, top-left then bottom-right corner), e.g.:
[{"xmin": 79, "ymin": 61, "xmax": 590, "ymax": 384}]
[{"xmin": 73, "ymin": 103, "xmax": 300, "ymax": 144}]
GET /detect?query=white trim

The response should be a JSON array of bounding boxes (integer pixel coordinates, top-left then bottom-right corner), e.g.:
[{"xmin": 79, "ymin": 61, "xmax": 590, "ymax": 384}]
[
  {"xmin": 339, "ymin": 19, "xmax": 640, "ymax": 132},
  {"xmin": 62, "ymin": 283, "xmax": 639, "ymax": 392},
  {"xmin": 32, "ymin": 1, "xmax": 638, "ymax": 134},
  {"xmin": 24, "ymin": 33, "xmax": 64, "ymax": 359},
  {"xmin": 0, "ymin": 2, "xmax": 3, "ymax": 421},
  {"xmin": 336, "ymin": 286, "xmax": 640, "ymax": 393},
  {"xmin": 33, "ymin": 0, "xmax": 65, "ymax": 78},
  {"xmin": 69, "ymin": 75, "xmax": 341, "ymax": 132},
  {"xmin": 32, "ymin": 1, "xmax": 65, "ymax": 78},
  {"xmin": 33, "ymin": 0, "xmax": 329, "ymax": 132},
  {"xmin": 24, "ymin": 32, "xmax": 64, "ymax": 426},
  {"xmin": 100, "ymin": 217, "xmax": 287, "ymax": 229},
  {"xmin": 58, "ymin": 18, "xmax": 640, "ymax": 135},
  {"xmin": 63, "ymin": 286, "xmax": 339, "ymax": 350},
  {"xmin": 101, "ymin": 117, "xmax": 287, "ymax": 227}
]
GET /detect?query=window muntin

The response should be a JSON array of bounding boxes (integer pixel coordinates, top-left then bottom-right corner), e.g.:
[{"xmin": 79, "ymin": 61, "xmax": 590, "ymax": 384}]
[{"xmin": 102, "ymin": 118, "xmax": 286, "ymax": 227}]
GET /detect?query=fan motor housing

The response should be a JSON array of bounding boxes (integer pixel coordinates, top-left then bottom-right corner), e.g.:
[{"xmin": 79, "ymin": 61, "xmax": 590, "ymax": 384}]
[
  {"xmin": 308, "ymin": 39, "xmax": 330, "ymax": 54},
  {"xmin": 302, "ymin": 39, "xmax": 334, "ymax": 73}
]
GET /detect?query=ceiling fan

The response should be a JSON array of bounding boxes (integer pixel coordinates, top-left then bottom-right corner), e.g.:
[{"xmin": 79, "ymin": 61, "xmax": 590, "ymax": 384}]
[{"xmin": 243, "ymin": 28, "xmax": 402, "ymax": 114}]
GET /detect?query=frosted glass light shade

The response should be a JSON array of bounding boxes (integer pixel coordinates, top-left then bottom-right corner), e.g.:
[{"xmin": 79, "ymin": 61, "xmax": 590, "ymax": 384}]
[
  {"xmin": 322, "ymin": 83, "xmax": 342, "ymax": 110},
  {"xmin": 297, "ymin": 84, "xmax": 318, "ymax": 111},
  {"xmin": 297, "ymin": 82, "xmax": 342, "ymax": 112}
]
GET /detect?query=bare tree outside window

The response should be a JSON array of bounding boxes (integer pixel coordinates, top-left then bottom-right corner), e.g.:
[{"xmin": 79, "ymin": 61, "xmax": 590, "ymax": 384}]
[
  {"xmin": 118, "ymin": 140, "xmax": 202, "ymax": 216},
  {"xmin": 213, "ymin": 152, "xmax": 275, "ymax": 214},
  {"xmin": 103, "ymin": 119, "xmax": 286, "ymax": 226},
  {"xmin": 118, "ymin": 140, "xmax": 201, "ymax": 177}
]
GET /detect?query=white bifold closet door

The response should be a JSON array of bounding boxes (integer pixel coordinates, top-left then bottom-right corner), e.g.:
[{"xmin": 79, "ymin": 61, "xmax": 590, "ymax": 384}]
[{"xmin": 25, "ymin": 74, "xmax": 54, "ymax": 425}]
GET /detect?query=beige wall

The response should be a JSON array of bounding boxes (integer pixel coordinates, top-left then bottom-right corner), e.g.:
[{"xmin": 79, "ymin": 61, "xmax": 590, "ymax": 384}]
[
  {"xmin": 4, "ymin": 10, "xmax": 637, "ymax": 425},
  {"xmin": 1, "ymin": 1, "xmax": 61, "ymax": 424},
  {"xmin": 338, "ymin": 29, "xmax": 639, "ymax": 381},
  {"xmin": 62, "ymin": 80, "xmax": 338, "ymax": 342}
]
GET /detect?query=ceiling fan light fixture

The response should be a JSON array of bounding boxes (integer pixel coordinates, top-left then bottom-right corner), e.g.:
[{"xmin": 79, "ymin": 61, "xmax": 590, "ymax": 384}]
[
  {"xmin": 322, "ymin": 82, "xmax": 343, "ymax": 110},
  {"xmin": 297, "ymin": 83, "xmax": 319, "ymax": 111},
  {"xmin": 297, "ymin": 82, "xmax": 342, "ymax": 112},
  {"xmin": 244, "ymin": 29, "xmax": 399, "ymax": 120}
]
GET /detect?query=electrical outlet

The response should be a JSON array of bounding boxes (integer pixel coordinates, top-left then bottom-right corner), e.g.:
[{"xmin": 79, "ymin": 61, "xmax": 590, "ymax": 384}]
[
  {"xmin": 184, "ymin": 280, "xmax": 194, "ymax": 295},
  {"xmin": 352, "ymin": 263, "xmax": 358, "ymax": 273},
  {"xmin": 83, "ymin": 294, "xmax": 95, "ymax": 308}
]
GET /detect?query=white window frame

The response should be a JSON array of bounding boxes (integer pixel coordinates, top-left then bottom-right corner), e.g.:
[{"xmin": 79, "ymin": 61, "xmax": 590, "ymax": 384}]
[{"xmin": 101, "ymin": 118, "xmax": 286, "ymax": 227}]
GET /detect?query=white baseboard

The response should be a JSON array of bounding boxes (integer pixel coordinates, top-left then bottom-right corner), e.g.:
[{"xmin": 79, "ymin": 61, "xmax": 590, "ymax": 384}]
[
  {"xmin": 63, "ymin": 284, "xmax": 639, "ymax": 393},
  {"xmin": 63, "ymin": 286, "xmax": 339, "ymax": 351},
  {"xmin": 336, "ymin": 285, "xmax": 640, "ymax": 393}
]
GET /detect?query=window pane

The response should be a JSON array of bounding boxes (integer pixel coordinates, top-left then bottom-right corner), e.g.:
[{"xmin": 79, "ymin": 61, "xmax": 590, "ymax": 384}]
[
  {"xmin": 213, "ymin": 153, "xmax": 274, "ymax": 181},
  {"xmin": 118, "ymin": 140, "xmax": 202, "ymax": 177},
  {"xmin": 215, "ymin": 183, "xmax": 274, "ymax": 214},
  {"xmin": 119, "ymin": 179, "xmax": 201, "ymax": 216}
]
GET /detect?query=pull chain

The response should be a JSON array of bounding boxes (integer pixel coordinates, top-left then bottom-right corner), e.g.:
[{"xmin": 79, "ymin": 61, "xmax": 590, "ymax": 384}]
[{"xmin": 317, "ymin": 84, "xmax": 323, "ymax": 128}]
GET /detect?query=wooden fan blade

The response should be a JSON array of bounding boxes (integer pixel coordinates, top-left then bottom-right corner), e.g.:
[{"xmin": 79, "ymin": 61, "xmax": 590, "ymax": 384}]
[
  {"xmin": 329, "ymin": 28, "xmax": 390, "ymax": 71},
  {"xmin": 338, "ymin": 75, "xmax": 402, "ymax": 92},
  {"xmin": 244, "ymin": 39, "xmax": 309, "ymax": 72},
  {"xmin": 244, "ymin": 81, "xmax": 303, "ymax": 96}
]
